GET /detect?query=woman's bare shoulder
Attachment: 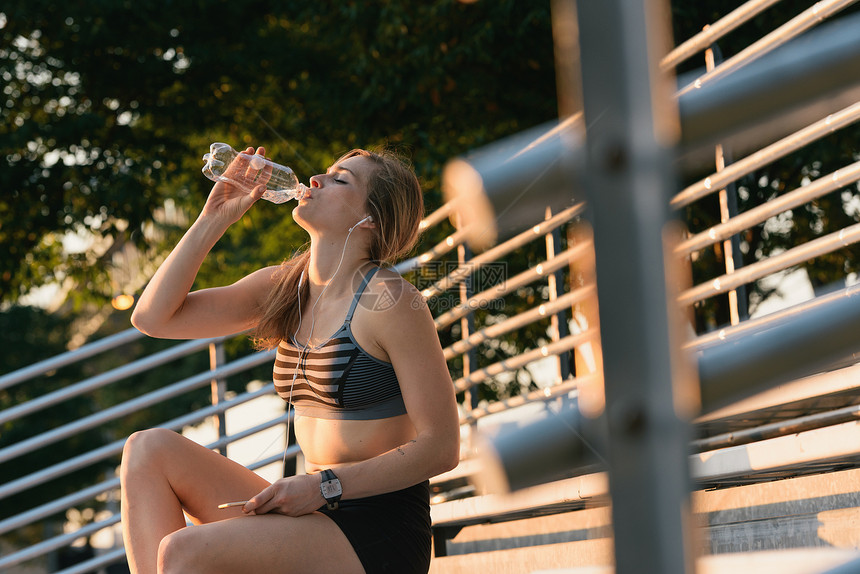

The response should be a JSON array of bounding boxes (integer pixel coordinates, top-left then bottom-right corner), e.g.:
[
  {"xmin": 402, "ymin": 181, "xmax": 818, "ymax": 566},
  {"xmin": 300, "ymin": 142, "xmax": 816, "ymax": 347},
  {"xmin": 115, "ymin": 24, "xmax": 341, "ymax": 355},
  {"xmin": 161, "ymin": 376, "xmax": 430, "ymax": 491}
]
[{"xmin": 362, "ymin": 268, "xmax": 426, "ymax": 316}]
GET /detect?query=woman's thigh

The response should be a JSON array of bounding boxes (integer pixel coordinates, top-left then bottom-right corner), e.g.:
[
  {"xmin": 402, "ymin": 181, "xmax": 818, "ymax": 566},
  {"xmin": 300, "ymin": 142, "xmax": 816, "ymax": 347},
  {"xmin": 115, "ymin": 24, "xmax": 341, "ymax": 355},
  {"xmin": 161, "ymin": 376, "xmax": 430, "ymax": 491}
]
[
  {"xmin": 123, "ymin": 428, "xmax": 272, "ymax": 524},
  {"xmin": 159, "ymin": 512, "xmax": 364, "ymax": 574}
]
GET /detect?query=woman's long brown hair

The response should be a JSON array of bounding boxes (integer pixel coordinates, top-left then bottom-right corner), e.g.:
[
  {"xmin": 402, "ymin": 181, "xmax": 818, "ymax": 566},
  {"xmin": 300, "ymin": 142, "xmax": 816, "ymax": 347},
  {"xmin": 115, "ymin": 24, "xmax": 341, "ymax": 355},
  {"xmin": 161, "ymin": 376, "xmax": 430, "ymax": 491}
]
[{"xmin": 252, "ymin": 148, "xmax": 424, "ymax": 350}]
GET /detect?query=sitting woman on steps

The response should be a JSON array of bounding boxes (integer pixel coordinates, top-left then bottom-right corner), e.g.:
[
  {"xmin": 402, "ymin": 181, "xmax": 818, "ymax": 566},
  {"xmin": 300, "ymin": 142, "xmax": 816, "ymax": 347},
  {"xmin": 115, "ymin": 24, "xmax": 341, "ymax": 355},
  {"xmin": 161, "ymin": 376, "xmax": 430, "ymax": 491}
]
[{"xmin": 121, "ymin": 145, "xmax": 460, "ymax": 574}]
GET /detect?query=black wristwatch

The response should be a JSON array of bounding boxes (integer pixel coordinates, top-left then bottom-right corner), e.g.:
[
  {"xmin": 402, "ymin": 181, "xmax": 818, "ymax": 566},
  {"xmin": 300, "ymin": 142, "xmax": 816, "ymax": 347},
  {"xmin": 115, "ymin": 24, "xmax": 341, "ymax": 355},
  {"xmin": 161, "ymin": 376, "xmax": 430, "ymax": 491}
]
[{"xmin": 319, "ymin": 469, "xmax": 342, "ymax": 510}]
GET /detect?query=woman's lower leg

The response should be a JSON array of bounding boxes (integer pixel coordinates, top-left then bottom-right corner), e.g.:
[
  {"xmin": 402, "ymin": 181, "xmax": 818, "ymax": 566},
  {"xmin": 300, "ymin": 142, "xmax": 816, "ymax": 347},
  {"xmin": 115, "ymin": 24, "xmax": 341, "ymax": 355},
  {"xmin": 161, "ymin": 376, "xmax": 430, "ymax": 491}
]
[
  {"xmin": 120, "ymin": 428, "xmax": 272, "ymax": 573},
  {"xmin": 121, "ymin": 429, "xmax": 189, "ymax": 574}
]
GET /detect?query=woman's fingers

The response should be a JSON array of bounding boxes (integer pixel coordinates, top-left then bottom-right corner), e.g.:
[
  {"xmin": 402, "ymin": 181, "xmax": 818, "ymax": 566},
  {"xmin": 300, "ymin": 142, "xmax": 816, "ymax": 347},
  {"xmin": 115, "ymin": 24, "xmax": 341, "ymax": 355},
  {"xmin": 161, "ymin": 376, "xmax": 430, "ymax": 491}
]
[
  {"xmin": 244, "ymin": 487, "xmax": 269, "ymax": 515},
  {"xmin": 243, "ymin": 147, "xmax": 271, "ymax": 187},
  {"xmin": 250, "ymin": 184, "xmax": 267, "ymax": 201},
  {"xmin": 245, "ymin": 477, "xmax": 316, "ymax": 517}
]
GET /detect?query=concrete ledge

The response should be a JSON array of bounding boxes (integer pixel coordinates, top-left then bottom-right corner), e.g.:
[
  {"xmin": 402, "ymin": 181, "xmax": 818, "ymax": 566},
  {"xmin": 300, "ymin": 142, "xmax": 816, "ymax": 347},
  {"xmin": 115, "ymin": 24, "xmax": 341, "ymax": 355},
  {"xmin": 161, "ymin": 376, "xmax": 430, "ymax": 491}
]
[
  {"xmin": 432, "ymin": 473, "xmax": 609, "ymax": 530},
  {"xmin": 434, "ymin": 467, "xmax": 860, "ymax": 560}
]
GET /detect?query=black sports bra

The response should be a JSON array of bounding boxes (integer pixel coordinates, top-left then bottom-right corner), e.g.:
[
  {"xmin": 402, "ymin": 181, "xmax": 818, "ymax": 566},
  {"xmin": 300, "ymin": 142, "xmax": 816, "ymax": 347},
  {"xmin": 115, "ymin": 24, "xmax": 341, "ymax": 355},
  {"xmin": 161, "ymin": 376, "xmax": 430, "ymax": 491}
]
[{"xmin": 272, "ymin": 267, "xmax": 407, "ymax": 420}]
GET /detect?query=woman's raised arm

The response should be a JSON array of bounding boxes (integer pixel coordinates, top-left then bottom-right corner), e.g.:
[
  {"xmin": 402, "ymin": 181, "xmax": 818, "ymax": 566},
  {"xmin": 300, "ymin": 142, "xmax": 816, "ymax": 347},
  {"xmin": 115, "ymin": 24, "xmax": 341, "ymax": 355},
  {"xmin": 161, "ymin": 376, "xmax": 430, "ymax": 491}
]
[{"xmin": 131, "ymin": 146, "xmax": 275, "ymax": 340}]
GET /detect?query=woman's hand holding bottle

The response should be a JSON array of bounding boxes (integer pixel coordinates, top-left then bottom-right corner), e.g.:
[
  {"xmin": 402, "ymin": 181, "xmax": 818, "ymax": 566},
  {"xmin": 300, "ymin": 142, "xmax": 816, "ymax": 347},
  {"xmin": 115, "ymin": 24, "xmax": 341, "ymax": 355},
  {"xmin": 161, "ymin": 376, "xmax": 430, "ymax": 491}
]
[{"xmin": 201, "ymin": 146, "xmax": 270, "ymax": 225}]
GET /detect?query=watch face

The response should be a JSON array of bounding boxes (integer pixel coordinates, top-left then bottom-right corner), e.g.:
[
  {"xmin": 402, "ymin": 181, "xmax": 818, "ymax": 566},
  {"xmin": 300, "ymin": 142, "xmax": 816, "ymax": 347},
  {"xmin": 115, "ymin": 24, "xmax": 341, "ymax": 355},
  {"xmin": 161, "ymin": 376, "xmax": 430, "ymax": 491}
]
[{"xmin": 321, "ymin": 480, "xmax": 342, "ymax": 498}]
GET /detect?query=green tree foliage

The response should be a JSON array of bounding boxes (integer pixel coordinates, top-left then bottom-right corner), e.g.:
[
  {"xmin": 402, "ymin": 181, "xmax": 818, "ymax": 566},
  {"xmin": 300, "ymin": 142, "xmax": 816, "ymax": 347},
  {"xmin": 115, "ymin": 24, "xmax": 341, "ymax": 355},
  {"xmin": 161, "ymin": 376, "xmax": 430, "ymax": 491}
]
[{"xmin": 1, "ymin": 0, "xmax": 557, "ymax": 304}]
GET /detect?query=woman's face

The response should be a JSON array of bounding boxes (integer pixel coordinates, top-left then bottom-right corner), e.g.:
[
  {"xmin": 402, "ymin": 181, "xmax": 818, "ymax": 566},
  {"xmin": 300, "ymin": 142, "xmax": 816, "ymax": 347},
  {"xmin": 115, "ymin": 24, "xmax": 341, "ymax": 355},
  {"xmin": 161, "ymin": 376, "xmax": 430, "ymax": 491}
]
[{"xmin": 292, "ymin": 155, "xmax": 375, "ymax": 235}]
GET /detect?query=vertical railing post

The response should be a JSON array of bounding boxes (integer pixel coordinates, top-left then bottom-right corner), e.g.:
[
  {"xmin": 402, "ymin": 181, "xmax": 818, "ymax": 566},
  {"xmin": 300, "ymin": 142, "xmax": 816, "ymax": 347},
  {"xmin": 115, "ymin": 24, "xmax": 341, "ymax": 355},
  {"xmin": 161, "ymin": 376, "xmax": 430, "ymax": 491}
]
[
  {"xmin": 706, "ymin": 42, "xmax": 748, "ymax": 325},
  {"xmin": 458, "ymin": 243, "xmax": 480, "ymax": 420},
  {"xmin": 568, "ymin": 224, "xmax": 605, "ymax": 418},
  {"xmin": 577, "ymin": 1, "xmax": 695, "ymax": 573},
  {"xmin": 545, "ymin": 207, "xmax": 572, "ymax": 381},
  {"xmin": 209, "ymin": 341, "xmax": 227, "ymax": 456}
]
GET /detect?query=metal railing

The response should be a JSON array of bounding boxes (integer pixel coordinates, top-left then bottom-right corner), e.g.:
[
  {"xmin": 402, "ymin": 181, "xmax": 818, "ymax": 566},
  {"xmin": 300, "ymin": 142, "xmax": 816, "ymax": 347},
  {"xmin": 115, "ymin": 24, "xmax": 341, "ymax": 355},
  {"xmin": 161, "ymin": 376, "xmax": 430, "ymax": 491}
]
[
  {"xmin": 437, "ymin": 1, "xmax": 860, "ymax": 572},
  {"xmin": 0, "ymin": 195, "xmax": 588, "ymax": 572},
  {"xmin": 3, "ymin": 2, "xmax": 860, "ymax": 573},
  {"xmin": 0, "ymin": 332, "xmax": 290, "ymax": 573}
]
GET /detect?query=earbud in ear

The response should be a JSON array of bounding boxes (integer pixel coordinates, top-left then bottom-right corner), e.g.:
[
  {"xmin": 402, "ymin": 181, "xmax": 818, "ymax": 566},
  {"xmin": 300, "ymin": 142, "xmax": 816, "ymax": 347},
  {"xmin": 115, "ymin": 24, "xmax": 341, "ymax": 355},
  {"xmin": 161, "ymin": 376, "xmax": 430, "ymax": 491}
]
[{"xmin": 348, "ymin": 215, "xmax": 373, "ymax": 232}]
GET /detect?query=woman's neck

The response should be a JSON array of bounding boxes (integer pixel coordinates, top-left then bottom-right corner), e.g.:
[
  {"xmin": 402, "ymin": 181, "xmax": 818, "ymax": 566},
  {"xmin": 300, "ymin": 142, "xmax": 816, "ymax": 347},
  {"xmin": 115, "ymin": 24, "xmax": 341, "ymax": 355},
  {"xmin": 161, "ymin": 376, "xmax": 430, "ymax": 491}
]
[{"xmin": 306, "ymin": 237, "xmax": 371, "ymax": 298}]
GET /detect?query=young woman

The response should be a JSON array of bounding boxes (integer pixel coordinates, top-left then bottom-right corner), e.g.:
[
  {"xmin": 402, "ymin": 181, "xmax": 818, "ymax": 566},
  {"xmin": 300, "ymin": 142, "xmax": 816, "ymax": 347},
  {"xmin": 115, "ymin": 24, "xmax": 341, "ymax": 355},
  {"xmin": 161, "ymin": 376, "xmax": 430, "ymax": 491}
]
[{"xmin": 122, "ymin": 146, "xmax": 460, "ymax": 574}]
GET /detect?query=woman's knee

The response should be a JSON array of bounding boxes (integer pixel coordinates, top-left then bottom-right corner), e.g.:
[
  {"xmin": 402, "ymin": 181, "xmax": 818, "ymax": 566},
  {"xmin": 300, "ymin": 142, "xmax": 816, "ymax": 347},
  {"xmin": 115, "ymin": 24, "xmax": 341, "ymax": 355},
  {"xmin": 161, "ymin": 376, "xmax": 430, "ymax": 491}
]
[
  {"xmin": 158, "ymin": 528, "xmax": 200, "ymax": 574},
  {"xmin": 122, "ymin": 428, "xmax": 181, "ymax": 475}
]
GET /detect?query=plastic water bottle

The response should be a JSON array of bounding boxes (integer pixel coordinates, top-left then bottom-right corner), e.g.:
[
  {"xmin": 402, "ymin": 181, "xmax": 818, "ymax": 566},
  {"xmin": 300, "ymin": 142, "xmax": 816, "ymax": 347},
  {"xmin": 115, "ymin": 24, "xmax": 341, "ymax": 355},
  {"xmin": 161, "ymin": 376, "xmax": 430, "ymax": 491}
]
[{"xmin": 201, "ymin": 142, "xmax": 307, "ymax": 204}]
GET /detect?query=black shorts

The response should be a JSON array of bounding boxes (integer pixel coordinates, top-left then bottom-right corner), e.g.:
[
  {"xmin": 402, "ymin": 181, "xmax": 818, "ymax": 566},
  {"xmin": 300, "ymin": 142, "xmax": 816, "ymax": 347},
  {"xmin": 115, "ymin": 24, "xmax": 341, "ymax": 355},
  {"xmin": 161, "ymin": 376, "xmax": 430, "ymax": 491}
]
[{"xmin": 318, "ymin": 481, "xmax": 431, "ymax": 574}]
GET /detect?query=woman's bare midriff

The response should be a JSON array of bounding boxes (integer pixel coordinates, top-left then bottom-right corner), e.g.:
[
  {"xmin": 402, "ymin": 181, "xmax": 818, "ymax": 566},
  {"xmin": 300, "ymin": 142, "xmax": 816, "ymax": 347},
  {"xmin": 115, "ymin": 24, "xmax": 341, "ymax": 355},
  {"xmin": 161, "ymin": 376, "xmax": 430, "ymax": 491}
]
[{"xmin": 295, "ymin": 413, "xmax": 417, "ymax": 472}]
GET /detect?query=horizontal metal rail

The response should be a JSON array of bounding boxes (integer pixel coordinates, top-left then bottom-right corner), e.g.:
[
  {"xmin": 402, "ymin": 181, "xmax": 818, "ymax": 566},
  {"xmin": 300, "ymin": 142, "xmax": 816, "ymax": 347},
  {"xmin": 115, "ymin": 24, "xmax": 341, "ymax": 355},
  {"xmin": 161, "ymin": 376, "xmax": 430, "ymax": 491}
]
[
  {"xmin": 693, "ymin": 402, "xmax": 860, "ymax": 451},
  {"xmin": 696, "ymin": 286, "xmax": 860, "ymax": 412},
  {"xmin": 442, "ymin": 286, "xmax": 595, "ymax": 360},
  {"xmin": 689, "ymin": 281, "xmax": 860, "ymax": 350},
  {"xmin": 422, "ymin": 203, "xmax": 584, "ymax": 299},
  {"xmin": 0, "ymin": 336, "xmax": 222, "ymax": 425},
  {"xmin": 206, "ymin": 412, "xmax": 292, "ymax": 453},
  {"xmin": 460, "ymin": 376, "xmax": 588, "ymax": 425},
  {"xmin": 250, "ymin": 445, "xmax": 300, "ymax": 472},
  {"xmin": 0, "ymin": 350, "xmax": 275, "ymax": 465},
  {"xmin": 434, "ymin": 243, "xmax": 590, "ymax": 330},
  {"xmin": 394, "ymin": 204, "xmax": 463, "ymax": 274},
  {"xmin": 419, "ymin": 201, "xmax": 455, "ymax": 231},
  {"xmin": 679, "ymin": 222, "xmax": 860, "ymax": 306},
  {"xmin": 0, "ymin": 327, "xmax": 143, "ymax": 391},
  {"xmin": 660, "ymin": 0, "xmax": 784, "ymax": 71},
  {"xmin": 676, "ymin": 160, "xmax": 860, "ymax": 255},
  {"xmin": 469, "ymin": 418, "xmax": 860, "ymax": 515},
  {"xmin": 677, "ymin": 11, "xmax": 860, "ymax": 153},
  {"xmin": 0, "ymin": 440, "xmax": 302, "ymax": 573},
  {"xmin": 0, "ymin": 404, "xmax": 290, "ymax": 535},
  {"xmin": 671, "ymin": 101, "xmax": 860, "ymax": 209},
  {"xmin": 0, "ymin": 438, "xmax": 127, "ymax": 502},
  {"xmin": 394, "ymin": 228, "xmax": 470, "ymax": 277},
  {"xmin": 418, "ymin": 228, "xmax": 471, "ymax": 264},
  {"xmin": 56, "ymin": 547, "xmax": 128, "ymax": 574},
  {"xmin": 0, "ymin": 514, "xmax": 122, "ymax": 571},
  {"xmin": 0, "ymin": 477, "xmax": 121, "ymax": 537},
  {"xmin": 453, "ymin": 331, "xmax": 593, "ymax": 393},
  {"xmin": 0, "ymin": 378, "xmax": 277, "ymax": 500},
  {"xmin": 676, "ymin": 0, "xmax": 858, "ymax": 97}
]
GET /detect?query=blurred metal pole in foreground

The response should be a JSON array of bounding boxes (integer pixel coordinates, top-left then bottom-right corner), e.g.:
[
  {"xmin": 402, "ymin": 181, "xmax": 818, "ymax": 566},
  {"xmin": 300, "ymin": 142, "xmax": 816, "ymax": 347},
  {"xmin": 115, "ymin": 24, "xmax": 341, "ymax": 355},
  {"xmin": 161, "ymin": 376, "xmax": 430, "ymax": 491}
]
[
  {"xmin": 442, "ymin": 115, "xmax": 584, "ymax": 251},
  {"xmin": 575, "ymin": 1, "xmax": 695, "ymax": 573},
  {"xmin": 473, "ymin": 395, "xmax": 605, "ymax": 494},
  {"xmin": 697, "ymin": 286, "xmax": 860, "ymax": 413}
]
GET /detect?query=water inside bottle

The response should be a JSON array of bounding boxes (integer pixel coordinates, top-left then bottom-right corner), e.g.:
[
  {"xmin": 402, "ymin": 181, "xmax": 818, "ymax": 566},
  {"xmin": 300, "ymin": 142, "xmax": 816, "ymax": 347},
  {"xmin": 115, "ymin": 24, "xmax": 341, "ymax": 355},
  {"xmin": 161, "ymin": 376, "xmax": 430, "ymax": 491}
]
[{"xmin": 202, "ymin": 142, "xmax": 307, "ymax": 204}]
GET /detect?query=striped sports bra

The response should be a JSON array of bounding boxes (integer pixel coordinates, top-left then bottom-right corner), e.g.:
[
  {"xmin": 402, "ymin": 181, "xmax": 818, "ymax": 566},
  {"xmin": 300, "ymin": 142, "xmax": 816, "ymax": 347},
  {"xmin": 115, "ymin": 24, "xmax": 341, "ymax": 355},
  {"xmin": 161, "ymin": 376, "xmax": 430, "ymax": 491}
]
[{"xmin": 272, "ymin": 267, "xmax": 407, "ymax": 420}]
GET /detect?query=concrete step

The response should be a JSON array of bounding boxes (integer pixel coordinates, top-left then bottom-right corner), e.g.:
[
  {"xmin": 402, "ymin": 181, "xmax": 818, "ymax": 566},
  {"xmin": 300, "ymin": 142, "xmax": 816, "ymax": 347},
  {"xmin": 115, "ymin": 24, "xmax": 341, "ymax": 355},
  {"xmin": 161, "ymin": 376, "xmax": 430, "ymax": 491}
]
[
  {"xmin": 695, "ymin": 466, "xmax": 860, "ymax": 554},
  {"xmin": 430, "ymin": 468, "xmax": 860, "ymax": 573},
  {"xmin": 429, "ymin": 537, "xmax": 613, "ymax": 574},
  {"xmin": 436, "ymin": 506, "xmax": 612, "ymax": 557}
]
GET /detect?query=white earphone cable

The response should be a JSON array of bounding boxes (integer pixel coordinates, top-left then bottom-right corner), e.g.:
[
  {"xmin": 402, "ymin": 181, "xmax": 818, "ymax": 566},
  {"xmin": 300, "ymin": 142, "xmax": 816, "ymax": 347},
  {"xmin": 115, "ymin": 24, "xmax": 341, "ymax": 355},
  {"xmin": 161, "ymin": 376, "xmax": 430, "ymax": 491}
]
[{"xmin": 281, "ymin": 217, "xmax": 368, "ymax": 472}]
